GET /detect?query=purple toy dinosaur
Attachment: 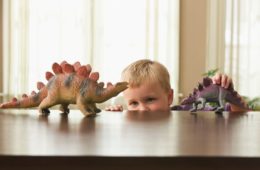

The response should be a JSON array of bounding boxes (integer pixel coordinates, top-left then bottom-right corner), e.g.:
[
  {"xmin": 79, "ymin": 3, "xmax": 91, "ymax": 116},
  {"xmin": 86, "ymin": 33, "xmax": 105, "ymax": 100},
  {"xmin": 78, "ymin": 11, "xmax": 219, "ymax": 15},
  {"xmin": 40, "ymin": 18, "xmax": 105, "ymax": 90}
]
[{"xmin": 176, "ymin": 77, "xmax": 249, "ymax": 113}]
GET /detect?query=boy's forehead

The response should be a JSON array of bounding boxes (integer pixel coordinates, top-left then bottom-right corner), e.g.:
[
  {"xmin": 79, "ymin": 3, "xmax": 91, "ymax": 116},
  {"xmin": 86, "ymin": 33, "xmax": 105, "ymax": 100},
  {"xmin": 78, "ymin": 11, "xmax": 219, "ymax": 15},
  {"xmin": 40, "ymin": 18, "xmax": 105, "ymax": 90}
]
[
  {"xmin": 125, "ymin": 81, "xmax": 164, "ymax": 96},
  {"xmin": 129, "ymin": 80, "xmax": 160, "ymax": 88}
]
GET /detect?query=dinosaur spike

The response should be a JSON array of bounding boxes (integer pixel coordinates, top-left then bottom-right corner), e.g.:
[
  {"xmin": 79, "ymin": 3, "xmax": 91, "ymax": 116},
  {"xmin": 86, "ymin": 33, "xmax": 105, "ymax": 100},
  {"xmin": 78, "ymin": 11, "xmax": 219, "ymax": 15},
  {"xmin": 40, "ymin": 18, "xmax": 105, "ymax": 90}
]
[
  {"xmin": 46, "ymin": 71, "xmax": 54, "ymax": 81},
  {"xmin": 37, "ymin": 82, "xmax": 45, "ymax": 90},
  {"xmin": 31, "ymin": 91, "xmax": 36, "ymax": 95},
  {"xmin": 85, "ymin": 64, "xmax": 92, "ymax": 74},
  {"xmin": 227, "ymin": 83, "xmax": 234, "ymax": 91},
  {"xmin": 73, "ymin": 61, "xmax": 81, "ymax": 71},
  {"xmin": 64, "ymin": 63, "xmax": 75, "ymax": 73},
  {"xmin": 193, "ymin": 88, "xmax": 198, "ymax": 95},
  {"xmin": 77, "ymin": 66, "xmax": 89, "ymax": 78},
  {"xmin": 106, "ymin": 82, "xmax": 113, "ymax": 89},
  {"xmin": 89, "ymin": 72, "xmax": 99, "ymax": 81},
  {"xmin": 98, "ymin": 82, "xmax": 104, "ymax": 88},
  {"xmin": 52, "ymin": 62, "xmax": 63, "ymax": 74},
  {"xmin": 22, "ymin": 94, "xmax": 28, "ymax": 98},
  {"xmin": 60, "ymin": 61, "xmax": 68, "ymax": 72},
  {"xmin": 60, "ymin": 60, "xmax": 68, "ymax": 66},
  {"xmin": 231, "ymin": 91, "xmax": 238, "ymax": 96},
  {"xmin": 198, "ymin": 83, "xmax": 203, "ymax": 91},
  {"xmin": 203, "ymin": 77, "xmax": 212, "ymax": 87}
]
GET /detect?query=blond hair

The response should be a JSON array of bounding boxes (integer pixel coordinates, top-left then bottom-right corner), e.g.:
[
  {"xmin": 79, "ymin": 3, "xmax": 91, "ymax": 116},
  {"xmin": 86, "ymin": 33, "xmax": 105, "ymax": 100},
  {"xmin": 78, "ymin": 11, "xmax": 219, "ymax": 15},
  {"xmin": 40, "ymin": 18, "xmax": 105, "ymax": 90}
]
[{"xmin": 121, "ymin": 59, "xmax": 171, "ymax": 93}]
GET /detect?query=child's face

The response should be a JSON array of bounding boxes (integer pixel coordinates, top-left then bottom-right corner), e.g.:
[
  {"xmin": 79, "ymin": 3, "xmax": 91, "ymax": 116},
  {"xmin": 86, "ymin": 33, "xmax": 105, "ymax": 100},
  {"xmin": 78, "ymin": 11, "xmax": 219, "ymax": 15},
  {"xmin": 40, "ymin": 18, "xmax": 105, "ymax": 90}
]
[{"xmin": 123, "ymin": 81, "xmax": 173, "ymax": 112}]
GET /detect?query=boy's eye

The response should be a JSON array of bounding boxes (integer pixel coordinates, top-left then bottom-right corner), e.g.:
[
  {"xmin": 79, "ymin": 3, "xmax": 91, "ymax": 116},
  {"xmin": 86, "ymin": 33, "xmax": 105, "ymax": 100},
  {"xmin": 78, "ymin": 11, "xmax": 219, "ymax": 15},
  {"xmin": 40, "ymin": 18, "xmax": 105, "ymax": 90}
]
[
  {"xmin": 146, "ymin": 97, "xmax": 156, "ymax": 103},
  {"xmin": 130, "ymin": 101, "xmax": 138, "ymax": 106}
]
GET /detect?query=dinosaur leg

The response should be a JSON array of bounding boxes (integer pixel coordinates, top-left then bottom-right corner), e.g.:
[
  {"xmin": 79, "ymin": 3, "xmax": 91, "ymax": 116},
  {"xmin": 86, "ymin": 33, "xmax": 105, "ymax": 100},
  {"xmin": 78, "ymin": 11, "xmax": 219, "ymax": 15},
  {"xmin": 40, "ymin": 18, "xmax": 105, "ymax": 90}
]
[
  {"xmin": 90, "ymin": 103, "xmax": 101, "ymax": 113},
  {"xmin": 216, "ymin": 100, "xmax": 225, "ymax": 113},
  {"xmin": 211, "ymin": 106, "xmax": 218, "ymax": 111},
  {"xmin": 38, "ymin": 96, "xmax": 58, "ymax": 115},
  {"xmin": 216, "ymin": 89, "xmax": 227, "ymax": 113},
  {"xmin": 76, "ymin": 98, "xmax": 96, "ymax": 116},
  {"xmin": 198, "ymin": 98, "xmax": 206, "ymax": 110},
  {"xmin": 59, "ymin": 104, "xmax": 70, "ymax": 114},
  {"xmin": 77, "ymin": 103, "xmax": 97, "ymax": 117},
  {"xmin": 190, "ymin": 102, "xmax": 199, "ymax": 112},
  {"xmin": 84, "ymin": 103, "xmax": 101, "ymax": 117}
]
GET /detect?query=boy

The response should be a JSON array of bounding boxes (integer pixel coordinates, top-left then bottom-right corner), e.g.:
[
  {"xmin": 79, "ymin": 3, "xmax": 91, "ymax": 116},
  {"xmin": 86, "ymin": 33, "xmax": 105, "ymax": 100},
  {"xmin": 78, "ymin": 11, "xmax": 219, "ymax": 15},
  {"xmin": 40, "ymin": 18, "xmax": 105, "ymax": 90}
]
[{"xmin": 105, "ymin": 59, "xmax": 247, "ymax": 112}]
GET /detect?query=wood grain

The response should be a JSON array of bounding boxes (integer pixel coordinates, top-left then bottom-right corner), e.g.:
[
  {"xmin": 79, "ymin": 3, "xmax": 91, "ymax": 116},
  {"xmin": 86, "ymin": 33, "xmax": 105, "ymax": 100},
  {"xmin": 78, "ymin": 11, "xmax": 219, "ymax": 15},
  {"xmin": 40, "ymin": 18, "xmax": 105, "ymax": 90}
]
[{"xmin": 0, "ymin": 109, "xmax": 259, "ymax": 169}]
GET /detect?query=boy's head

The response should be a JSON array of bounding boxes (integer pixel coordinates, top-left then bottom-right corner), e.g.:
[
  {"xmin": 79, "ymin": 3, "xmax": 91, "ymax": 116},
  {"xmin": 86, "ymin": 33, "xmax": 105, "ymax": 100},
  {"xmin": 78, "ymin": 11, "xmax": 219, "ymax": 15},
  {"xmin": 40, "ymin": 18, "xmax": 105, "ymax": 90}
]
[{"xmin": 121, "ymin": 59, "xmax": 173, "ymax": 111}]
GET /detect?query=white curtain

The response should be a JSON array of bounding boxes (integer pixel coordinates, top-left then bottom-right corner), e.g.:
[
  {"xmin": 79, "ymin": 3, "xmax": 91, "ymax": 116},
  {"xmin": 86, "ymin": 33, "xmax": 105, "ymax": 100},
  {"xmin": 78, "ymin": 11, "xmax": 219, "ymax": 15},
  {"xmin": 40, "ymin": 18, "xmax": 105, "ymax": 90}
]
[
  {"xmin": 3, "ymin": 0, "xmax": 29, "ymax": 98},
  {"xmin": 2, "ymin": 0, "xmax": 180, "ymax": 107},
  {"xmin": 225, "ymin": 0, "xmax": 260, "ymax": 98},
  {"xmin": 207, "ymin": 0, "xmax": 260, "ymax": 99},
  {"xmin": 206, "ymin": 0, "xmax": 226, "ymax": 73}
]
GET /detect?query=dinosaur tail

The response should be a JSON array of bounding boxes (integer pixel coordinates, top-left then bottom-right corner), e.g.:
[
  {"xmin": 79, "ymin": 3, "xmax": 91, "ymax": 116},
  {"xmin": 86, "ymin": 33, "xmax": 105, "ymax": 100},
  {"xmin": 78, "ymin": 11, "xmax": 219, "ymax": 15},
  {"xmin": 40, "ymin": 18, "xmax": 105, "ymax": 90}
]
[
  {"xmin": 0, "ymin": 85, "xmax": 48, "ymax": 109},
  {"xmin": 226, "ymin": 91, "xmax": 250, "ymax": 110}
]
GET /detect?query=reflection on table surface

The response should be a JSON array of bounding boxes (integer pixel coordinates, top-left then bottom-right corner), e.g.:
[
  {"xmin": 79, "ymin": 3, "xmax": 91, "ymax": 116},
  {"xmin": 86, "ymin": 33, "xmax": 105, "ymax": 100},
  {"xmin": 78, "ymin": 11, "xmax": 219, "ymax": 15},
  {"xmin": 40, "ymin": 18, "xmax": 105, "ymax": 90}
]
[{"xmin": 0, "ymin": 109, "xmax": 258, "ymax": 158}]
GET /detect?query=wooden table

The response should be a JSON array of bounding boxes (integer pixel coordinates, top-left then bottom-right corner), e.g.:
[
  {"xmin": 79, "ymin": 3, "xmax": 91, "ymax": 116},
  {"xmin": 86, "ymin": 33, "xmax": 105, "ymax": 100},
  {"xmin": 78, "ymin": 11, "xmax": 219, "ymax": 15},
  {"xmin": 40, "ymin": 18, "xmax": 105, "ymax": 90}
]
[{"xmin": 0, "ymin": 109, "xmax": 259, "ymax": 170}]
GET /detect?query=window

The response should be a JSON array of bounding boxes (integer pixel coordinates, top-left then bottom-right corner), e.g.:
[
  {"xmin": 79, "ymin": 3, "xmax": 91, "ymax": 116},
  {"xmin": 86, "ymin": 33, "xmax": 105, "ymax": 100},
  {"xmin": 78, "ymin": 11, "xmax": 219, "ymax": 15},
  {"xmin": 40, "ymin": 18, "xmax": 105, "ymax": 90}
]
[
  {"xmin": 225, "ymin": 0, "xmax": 260, "ymax": 98},
  {"xmin": 3, "ymin": 0, "xmax": 180, "ymax": 107},
  {"xmin": 206, "ymin": 0, "xmax": 260, "ymax": 99}
]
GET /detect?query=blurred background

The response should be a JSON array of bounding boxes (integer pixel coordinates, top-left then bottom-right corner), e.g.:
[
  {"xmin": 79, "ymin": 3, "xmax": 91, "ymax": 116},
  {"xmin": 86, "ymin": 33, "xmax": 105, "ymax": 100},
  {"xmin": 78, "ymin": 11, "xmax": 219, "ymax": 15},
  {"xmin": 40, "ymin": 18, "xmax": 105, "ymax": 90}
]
[{"xmin": 0, "ymin": 0, "xmax": 259, "ymax": 108}]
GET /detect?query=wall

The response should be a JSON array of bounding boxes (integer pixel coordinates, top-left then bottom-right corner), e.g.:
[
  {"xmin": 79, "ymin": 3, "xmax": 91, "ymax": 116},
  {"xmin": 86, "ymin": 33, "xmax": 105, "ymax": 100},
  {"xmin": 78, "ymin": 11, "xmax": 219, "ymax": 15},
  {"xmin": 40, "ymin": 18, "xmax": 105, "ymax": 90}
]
[
  {"xmin": 0, "ymin": 0, "xmax": 2, "ymax": 100},
  {"xmin": 179, "ymin": 0, "xmax": 207, "ymax": 97}
]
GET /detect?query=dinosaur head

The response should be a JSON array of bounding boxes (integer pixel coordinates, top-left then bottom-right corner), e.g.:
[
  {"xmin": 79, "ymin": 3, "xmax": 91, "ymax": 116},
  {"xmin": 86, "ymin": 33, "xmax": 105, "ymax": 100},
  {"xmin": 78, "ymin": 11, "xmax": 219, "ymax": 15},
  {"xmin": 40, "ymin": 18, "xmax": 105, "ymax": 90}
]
[
  {"xmin": 112, "ymin": 82, "xmax": 129, "ymax": 94},
  {"xmin": 104, "ymin": 82, "xmax": 129, "ymax": 97},
  {"xmin": 91, "ymin": 81, "xmax": 128, "ymax": 103}
]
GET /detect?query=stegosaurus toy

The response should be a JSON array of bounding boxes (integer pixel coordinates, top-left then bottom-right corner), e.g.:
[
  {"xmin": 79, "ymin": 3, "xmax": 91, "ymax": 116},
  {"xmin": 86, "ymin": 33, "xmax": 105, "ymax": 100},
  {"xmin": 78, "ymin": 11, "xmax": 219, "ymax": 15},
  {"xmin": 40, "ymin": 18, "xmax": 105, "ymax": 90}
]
[
  {"xmin": 175, "ymin": 77, "xmax": 249, "ymax": 113},
  {"xmin": 0, "ymin": 61, "xmax": 128, "ymax": 116}
]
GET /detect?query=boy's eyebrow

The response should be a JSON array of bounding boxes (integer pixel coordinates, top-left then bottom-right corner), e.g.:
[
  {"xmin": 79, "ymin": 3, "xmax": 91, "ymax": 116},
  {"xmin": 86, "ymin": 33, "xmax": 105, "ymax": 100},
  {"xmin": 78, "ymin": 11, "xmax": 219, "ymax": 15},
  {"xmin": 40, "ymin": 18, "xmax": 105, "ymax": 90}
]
[
  {"xmin": 141, "ymin": 95, "xmax": 156, "ymax": 100},
  {"xmin": 143, "ymin": 96, "xmax": 157, "ymax": 100}
]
